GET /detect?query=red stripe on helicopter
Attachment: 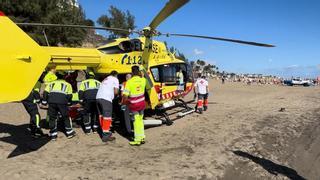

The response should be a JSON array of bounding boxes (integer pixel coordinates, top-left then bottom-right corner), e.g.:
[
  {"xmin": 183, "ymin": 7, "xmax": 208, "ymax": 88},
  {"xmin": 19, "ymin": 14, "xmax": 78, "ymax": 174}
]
[
  {"xmin": 183, "ymin": 84, "xmax": 194, "ymax": 96},
  {"xmin": 0, "ymin": 11, "xmax": 5, "ymax": 16},
  {"xmin": 158, "ymin": 84, "xmax": 194, "ymax": 100}
]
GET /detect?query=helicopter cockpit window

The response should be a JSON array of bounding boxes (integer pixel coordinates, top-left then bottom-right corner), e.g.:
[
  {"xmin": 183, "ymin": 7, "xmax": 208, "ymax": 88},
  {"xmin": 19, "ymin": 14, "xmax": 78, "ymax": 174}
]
[
  {"xmin": 186, "ymin": 64, "xmax": 194, "ymax": 82},
  {"xmin": 162, "ymin": 64, "xmax": 177, "ymax": 84},
  {"xmin": 131, "ymin": 39, "xmax": 143, "ymax": 51},
  {"xmin": 150, "ymin": 63, "xmax": 189, "ymax": 85},
  {"xmin": 119, "ymin": 41, "xmax": 132, "ymax": 53},
  {"xmin": 98, "ymin": 39, "xmax": 143, "ymax": 54},
  {"xmin": 150, "ymin": 67, "xmax": 160, "ymax": 82},
  {"xmin": 98, "ymin": 45, "xmax": 124, "ymax": 54}
]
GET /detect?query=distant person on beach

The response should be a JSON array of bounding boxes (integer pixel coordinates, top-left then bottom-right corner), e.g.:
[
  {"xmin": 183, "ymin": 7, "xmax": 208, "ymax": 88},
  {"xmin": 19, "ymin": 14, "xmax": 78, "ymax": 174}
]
[
  {"xmin": 222, "ymin": 76, "xmax": 225, "ymax": 84},
  {"xmin": 194, "ymin": 74, "xmax": 209, "ymax": 114}
]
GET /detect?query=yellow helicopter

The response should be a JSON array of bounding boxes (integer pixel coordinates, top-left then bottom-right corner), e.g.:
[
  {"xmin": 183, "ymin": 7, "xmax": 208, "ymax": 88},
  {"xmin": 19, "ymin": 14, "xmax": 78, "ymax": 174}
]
[{"xmin": 0, "ymin": 0, "xmax": 274, "ymax": 125}]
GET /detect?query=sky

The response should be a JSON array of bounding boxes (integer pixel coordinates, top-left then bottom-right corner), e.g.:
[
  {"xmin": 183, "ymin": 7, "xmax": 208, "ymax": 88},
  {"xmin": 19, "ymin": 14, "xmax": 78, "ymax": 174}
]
[{"xmin": 78, "ymin": 0, "xmax": 320, "ymax": 78}]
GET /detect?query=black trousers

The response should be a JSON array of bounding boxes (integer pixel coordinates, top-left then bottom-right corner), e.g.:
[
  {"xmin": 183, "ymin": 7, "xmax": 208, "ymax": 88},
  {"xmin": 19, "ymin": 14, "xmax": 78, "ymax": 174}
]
[
  {"xmin": 195, "ymin": 93, "xmax": 209, "ymax": 110},
  {"xmin": 121, "ymin": 105, "xmax": 132, "ymax": 134},
  {"xmin": 96, "ymin": 99, "xmax": 113, "ymax": 118},
  {"xmin": 82, "ymin": 100, "xmax": 99, "ymax": 130},
  {"xmin": 198, "ymin": 93, "xmax": 208, "ymax": 101},
  {"xmin": 22, "ymin": 100, "xmax": 41, "ymax": 129},
  {"xmin": 48, "ymin": 103, "xmax": 73, "ymax": 136}
]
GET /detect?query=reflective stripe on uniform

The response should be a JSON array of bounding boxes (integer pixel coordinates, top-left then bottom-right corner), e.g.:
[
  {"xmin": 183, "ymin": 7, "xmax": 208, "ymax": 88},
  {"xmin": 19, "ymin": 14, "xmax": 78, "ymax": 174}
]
[
  {"xmin": 80, "ymin": 79, "xmax": 100, "ymax": 91},
  {"xmin": 61, "ymin": 83, "xmax": 67, "ymax": 93},
  {"xmin": 85, "ymin": 87, "xmax": 99, "ymax": 90},
  {"xmin": 46, "ymin": 80, "xmax": 72, "ymax": 95},
  {"xmin": 130, "ymin": 97, "xmax": 145, "ymax": 104},
  {"xmin": 66, "ymin": 130, "xmax": 74, "ymax": 135},
  {"xmin": 129, "ymin": 93, "xmax": 144, "ymax": 98},
  {"xmin": 50, "ymin": 132, "xmax": 58, "ymax": 136},
  {"xmin": 49, "ymin": 83, "xmax": 54, "ymax": 91},
  {"xmin": 35, "ymin": 114, "xmax": 40, "ymax": 127}
]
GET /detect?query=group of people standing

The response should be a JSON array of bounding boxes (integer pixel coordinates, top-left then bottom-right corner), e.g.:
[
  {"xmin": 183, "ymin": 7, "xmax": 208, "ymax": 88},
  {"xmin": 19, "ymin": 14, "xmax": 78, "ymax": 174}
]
[
  {"xmin": 22, "ymin": 65, "xmax": 148, "ymax": 146},
  {"xmin": 22, "ymin": 65, "xmax": 210, "ymax": 145}
]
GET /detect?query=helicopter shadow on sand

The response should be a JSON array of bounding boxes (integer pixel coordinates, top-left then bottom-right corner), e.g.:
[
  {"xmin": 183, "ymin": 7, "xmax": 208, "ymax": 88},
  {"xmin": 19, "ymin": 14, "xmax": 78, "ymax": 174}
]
[
  {"xmin": 0, "ymin": 121, "xmax": 50, "ymax": 159},
  {"xmin": 232, "ymin": 150, "xmax": 306, "ymax": 180}
]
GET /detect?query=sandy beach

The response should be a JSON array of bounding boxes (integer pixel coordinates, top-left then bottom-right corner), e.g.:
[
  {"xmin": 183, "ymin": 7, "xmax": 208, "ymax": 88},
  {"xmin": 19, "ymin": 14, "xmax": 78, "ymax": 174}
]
[{"xmin": 0, "ymin": 79, "xmax": 319, "ymax": 180}]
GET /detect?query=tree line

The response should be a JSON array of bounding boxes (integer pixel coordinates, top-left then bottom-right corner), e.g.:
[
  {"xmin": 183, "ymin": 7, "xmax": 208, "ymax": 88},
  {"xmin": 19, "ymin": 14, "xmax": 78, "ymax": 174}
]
[
  {"xmin": 190, "ymin": 60, "xmax": 219, "ymax": 76},
  {"xmin": 0, "ymin": 1, "xmax": 218, "ymax": 73},
  {"xmin": 0, "ymin": 0, "xmax": 135, "ymax": 46},
  {"xmin": 1, "ymin": 0, "xmax": 91, "ymax": 46}
]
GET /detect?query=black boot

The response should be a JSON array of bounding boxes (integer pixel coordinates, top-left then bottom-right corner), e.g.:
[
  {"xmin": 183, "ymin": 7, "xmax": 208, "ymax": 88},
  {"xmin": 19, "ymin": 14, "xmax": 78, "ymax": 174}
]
[
  {"xmin": 51, "ymin": 134, "xmax": 57, "ymax": 141},
  {"xmin": 66, "ymin": 131, "xmax": 76, "ymax": 139},
  {"xmin": 101, "ymin": 132, "xmax": 115, "ymax": 142},
  {"xmin": 84, "ymin": 127, "xmax": 91, "ymax": 134},
  {"xmin": 34, "ymin": 127, "xmax": 45, "ymax": 137},
  {"xmin": 29, "ymin": 125, "xmax": 37, "ymax": 137}
]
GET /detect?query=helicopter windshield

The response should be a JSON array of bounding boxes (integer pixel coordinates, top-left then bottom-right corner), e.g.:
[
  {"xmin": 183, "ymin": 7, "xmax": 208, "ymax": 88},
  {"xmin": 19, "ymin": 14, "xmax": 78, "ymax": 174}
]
[
  {"xmin": 150, "ymin": 63, "xmax": 193, "ymax": 85},
  {"xmin": 98, "ymin": 39, "xmax": 143, "ymax": 54},
  {"xmin": 98, "ymin": 45, "xmax": 124, "ymax": 54}
]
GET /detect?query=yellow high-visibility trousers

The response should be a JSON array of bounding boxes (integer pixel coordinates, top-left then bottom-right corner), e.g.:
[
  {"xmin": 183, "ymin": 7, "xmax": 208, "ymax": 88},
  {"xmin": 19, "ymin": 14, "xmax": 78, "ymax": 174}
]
[{"xmin": 133, "ymin": 112, "xmax": 145, "ymax": 142}]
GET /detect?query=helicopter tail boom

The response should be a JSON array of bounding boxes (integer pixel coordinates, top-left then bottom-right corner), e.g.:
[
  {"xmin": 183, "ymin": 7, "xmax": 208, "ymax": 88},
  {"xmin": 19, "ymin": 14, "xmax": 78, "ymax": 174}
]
[
  {"xmin": 42, "ymin": 47, "xmax": 102, "ymax": 70},
  {"xmin": 0, "ymin": 12, "xmax": 50, "ymax": 103}
]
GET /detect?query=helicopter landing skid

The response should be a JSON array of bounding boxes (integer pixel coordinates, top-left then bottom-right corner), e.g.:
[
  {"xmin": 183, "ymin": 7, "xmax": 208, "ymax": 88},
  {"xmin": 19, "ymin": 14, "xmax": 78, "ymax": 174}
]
[
  {"xmin": 176, "ymin": 99, "xmax": 195, "ymax": 117},
  {"xmin": 155, "ymin": 98, "xmax": 195, "ymax": 126},
  {"xmin": 155, "ymin": 108, "xmax": 174, "ymax": 126}
]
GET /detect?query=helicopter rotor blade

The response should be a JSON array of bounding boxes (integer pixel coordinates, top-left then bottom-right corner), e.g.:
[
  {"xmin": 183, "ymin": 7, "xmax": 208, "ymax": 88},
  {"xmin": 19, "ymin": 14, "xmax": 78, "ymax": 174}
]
[
  {"xmin": 16, "ymin": 23, "xmax": 140, "ymax": 34},
  {"xmin": 163, "ymin": 33, "xmax": 275, "ymax": 47},
  {"xmin": 149, "ymin": 0, "xmax": 190, "ymax": 30}
]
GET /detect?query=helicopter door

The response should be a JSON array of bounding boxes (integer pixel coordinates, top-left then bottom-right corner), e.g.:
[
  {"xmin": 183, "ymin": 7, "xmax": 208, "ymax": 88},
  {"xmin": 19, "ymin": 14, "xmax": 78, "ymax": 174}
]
[
  {"xmin": 141, "ymin": 67, "xmax": 159, "ymax": 109},
  {"xmin": 0, "ymin": 14, "xmax": 50, "ymax": 103}
]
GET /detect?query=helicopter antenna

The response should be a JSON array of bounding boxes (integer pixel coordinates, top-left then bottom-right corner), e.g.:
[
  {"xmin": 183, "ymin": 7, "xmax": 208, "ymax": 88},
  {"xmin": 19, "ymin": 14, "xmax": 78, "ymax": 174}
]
[{"xmin": 42, "ymin": 29, "xmax": 50, "ymax": 46}]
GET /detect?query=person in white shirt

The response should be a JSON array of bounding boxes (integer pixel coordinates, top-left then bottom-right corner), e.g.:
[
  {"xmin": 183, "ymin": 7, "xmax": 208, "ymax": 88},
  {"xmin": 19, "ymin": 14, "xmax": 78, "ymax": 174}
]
[
  {"xmin": 194, "ymin": 74, "xmax": 209, "ymax": 114},
  {"xmin": 96, "ymin": 71, "xmax": 119, "ymax": 142}
]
